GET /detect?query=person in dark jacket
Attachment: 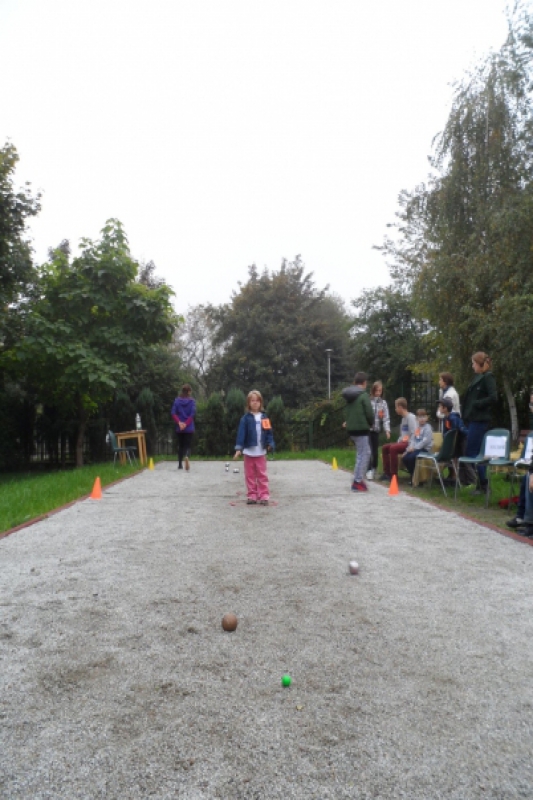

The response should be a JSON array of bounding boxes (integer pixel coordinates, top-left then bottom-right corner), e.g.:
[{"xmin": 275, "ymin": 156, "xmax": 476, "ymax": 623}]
[
  {"xmin": 171, "ymin": 384, "xmax": 196, "ymax": 470},
  {"xmin": 461, "ymin": 352, "xmax": 498, "ymax": 492},
  {"xmin": 342, "ymin": 371, "xmax": 374, "ymax": 493}
]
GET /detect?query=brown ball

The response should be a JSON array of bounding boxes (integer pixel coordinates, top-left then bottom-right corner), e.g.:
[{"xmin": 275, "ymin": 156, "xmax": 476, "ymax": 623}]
[{"xmin": 222, "ymin": 613, "xmax": 238, "ymax": 632}]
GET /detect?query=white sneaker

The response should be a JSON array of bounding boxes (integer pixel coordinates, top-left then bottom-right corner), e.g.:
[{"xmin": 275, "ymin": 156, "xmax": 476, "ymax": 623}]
[{"xmin": 366, "ymin": 470, "xmax": 374, "ymax": 480}]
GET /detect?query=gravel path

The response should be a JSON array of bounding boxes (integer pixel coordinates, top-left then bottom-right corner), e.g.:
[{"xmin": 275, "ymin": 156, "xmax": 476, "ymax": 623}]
[{"xmin": 1, "ymin": 461, "xmax": 532, "ymax": 799}]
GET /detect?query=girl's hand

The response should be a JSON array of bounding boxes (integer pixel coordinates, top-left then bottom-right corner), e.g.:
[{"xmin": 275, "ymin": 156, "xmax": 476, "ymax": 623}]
[
  {"xmin": 234, "ymin": 451, "xmax": 242, "ymax": 459},
  {"xmin": 178, "ymin": 421, "xmax": 186, "ymax": 431},
  {"xmin": 342, "ymin": 421, "xmax": 346, "ymax": 428}
]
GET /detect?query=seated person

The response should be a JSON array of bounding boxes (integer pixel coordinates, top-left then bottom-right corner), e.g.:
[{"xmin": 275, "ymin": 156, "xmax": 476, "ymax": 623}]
[
  {"xmin": 438, "ymin": 397, "xmax": 468, "ymax": 484},
  {"xmin": 507, "ymin": 475, "xmax": 526, "ymax": 529},
  {"xmin": 380, "ymin": 397, "xmax": 416, "ymax": 481},
  {"xmin": 402, "ymin": 409, "xmax": 434, "ymax": 484},
  {"xmin": 520, "ymin": 464, "xmax": 533, "ymax": 539}
]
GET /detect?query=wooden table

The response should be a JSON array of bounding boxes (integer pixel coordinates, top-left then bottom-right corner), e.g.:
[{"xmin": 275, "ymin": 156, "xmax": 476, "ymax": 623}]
[{"xmin": 115, "ymin": 430, "xmax": 148, "ymax": 466}]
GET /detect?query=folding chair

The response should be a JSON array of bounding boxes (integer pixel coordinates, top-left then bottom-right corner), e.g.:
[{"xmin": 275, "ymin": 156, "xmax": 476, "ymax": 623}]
[
  {"xmin": 416, "ymin": 429, "xmax": 458, "ymax": 497},
  {"xmin": 510, "ymin": 432, "xmax": 533, "ymax": 498},
  {"xmin": 456, "ymin": 429, "xmax": 511, "ymax": 506},
  {"xmin": 108, "ymin": 430, "xmax": 137, "ymax": 466}
]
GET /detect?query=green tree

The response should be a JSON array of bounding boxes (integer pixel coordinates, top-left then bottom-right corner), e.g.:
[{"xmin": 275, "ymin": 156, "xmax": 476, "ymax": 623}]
[
  {"xmin": 225, "ymin": 387, "xmax": 246, "ymax": 453},
  {"xmin": 379, "ymin": 9, "xmax": 533, "ymax": 438},
  {"xmin": 200, "ymin": 392, "xmax": 227, "ymax": 456},
  {"xmin": 13, "ymin": 220, "xmax": 177, "ymax": 466},
  {"xmin": 266, "ymin": 395, "xmax": 289, "ymax": 452},
  {"xmin": 207, "ymin": 258, "xmax": 354, "ymax": 407},
  {"xmin": 0, "ymin": 142, "xmax": 41, "ymax": 347}
]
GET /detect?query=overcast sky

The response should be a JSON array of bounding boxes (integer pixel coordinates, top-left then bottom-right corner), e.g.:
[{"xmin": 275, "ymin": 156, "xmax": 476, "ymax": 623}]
[{"xmin": 1, "ymin": 0, "xmax": 510, "ymax": 313}]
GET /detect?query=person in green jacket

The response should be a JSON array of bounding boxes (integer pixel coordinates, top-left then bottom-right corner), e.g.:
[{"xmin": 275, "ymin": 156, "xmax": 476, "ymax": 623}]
[
  {"xmin": 342, "ymin": 371, "xmax": 374, "ymax": 492},
  {"xmin": 461, "ymin": 351, "xmax": 498, "ymax": 492}
]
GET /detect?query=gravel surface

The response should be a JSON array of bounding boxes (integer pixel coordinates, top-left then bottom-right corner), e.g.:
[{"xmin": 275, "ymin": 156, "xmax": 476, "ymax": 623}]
[{"xmin": 1, "ymin": 461, "xmax": 533, "ymax": 799}]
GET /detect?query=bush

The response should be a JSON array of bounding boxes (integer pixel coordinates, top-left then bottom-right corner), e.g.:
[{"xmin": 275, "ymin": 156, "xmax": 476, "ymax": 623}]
[{"xmin": 266, "ymin": 395, "xmax": 289, "ymax": 452}]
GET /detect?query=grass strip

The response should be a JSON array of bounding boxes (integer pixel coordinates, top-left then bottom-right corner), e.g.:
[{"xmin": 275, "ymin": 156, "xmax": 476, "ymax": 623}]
[
  {"xmin": 0, "ymin": 463, "xmax": 141, "ymax": 534},
  {"xmin": 0, "ymin": 451, "xmax": 521, "ymax": 536}
]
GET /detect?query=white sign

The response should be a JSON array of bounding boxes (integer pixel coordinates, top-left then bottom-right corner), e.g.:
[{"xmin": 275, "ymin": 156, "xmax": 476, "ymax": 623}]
[{"xmin": 485, "ymin": 436, "xmax": 507, "ymax": 458}]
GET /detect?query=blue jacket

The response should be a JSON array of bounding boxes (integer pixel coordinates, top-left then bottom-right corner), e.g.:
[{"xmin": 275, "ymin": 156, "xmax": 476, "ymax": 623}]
[
  {"xmin": 443, "ymin": 411, "xmax": 468, "ymax": 436},
  {"xmin": 235, "ymin": 412, "xmax": 275, "ymax": 452}
]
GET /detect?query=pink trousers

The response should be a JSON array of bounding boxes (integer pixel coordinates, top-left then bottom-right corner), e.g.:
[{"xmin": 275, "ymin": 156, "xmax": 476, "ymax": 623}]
[{"xmin": 244, "ymin": 455, "xmax": 269, "ymax": 501}]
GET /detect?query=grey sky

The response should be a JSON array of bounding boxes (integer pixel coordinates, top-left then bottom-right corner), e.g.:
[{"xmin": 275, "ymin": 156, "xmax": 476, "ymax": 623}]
[{"xmin": 1, "ymin": 0, "xmax": 509, "ymax": 312}]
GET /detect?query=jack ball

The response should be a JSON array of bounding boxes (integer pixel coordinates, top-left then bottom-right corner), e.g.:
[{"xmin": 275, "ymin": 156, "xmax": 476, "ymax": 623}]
[{"xmin": 222, "ymin": 613, "xmax": 238, "ymax": 632}]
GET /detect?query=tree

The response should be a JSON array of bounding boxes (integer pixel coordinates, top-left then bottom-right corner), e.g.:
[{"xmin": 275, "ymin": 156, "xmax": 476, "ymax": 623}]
[
  {"xmin": 207, "ymin": 257, "xmax": 354, "ymax": 408},
  {"xmin": 350, "ymin": 285, "xmax": 429, "ymax": 399},
  {"xmin": 0, "ymin": 142, "xmax": 41, "ymax": 346},
  {"xmin": 379, "ymin": 8, "xmax": 533, "ymax": 439},
  {"xmin": 13, "ymin": 220, "xmax": 178, "ymax": 466},
  {"xmin": 173, "ymin": 304, "xmax": 223, "ymax": 397}
]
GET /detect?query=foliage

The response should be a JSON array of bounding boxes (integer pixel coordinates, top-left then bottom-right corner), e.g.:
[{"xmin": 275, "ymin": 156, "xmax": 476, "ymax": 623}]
[
  {"xmin": 225, "ymin": 387, "xmax": 246, "ymax": 453},
  {"xmin": 206, "ymin": 258, "xmax": 355, "ymax": 407},
  {"xmin": 350, "ymin": 285, "xmax": 430, "ymax": 399},
  {"xmin": 0, "ymin": 142, "xmax": 41, "ymax": 347},
  {"xmin": 266, "ymin": 395, "xmax": 289, "ymax": 452},
  {"xmin": 173, "ymin": 304, "xmax": 223, "ymax": 397},
  {"xmin": 198, "ymin": 392, "xmax": 227, "ymax": 456},
  {"xmin": 10, "ymin": 220, "xmax": 178, "ymax": 466}
]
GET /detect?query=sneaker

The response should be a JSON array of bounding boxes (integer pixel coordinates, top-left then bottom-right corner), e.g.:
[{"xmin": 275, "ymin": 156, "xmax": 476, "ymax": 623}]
[
  {"xmin": 506, "ymin": 516, "xmax": 524, "ymax": 529},
  {"xmin": 246, "ymin": 499, "xmax": 257, "ymax": 505},
  {"xmin": 178, "ymin": 464, "xmax": 183, "ymax": 470},
  {"xmin": 259, "ymin": 499, "xmax": 269, "ymax": 505},
  {"xmin": 366, "ymin": 470, "xmax": 375, "ymax": 481},
  {"xmin": 378, "ymin": 474, "xmax": 390, "ymax": 482},
  {"xmin": 351, "ymin": 481, "xmax": 368, "ymax": 492},
  {"xmin": 185, "ymin": 456, "xmax": 190, "ymax": 471},
  {"xmin": 521, "ymin": 525, "xmax": 533, "ymax": 538}
]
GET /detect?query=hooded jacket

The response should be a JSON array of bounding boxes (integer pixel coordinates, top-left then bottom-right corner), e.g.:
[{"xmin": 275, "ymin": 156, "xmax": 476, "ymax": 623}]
[
  {"xmin": 342, "ymin": 385, "xmax": 374, "ymax": 434},
  {"xmin": 171, "ymin": 396, "xmax": 196, "ymax": 433}
]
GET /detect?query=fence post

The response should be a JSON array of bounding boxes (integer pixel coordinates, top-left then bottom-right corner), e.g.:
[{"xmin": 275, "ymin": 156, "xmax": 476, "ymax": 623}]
[{"xmin": 308, "ymin": 420, "xmax": 313, "ymax": 450}]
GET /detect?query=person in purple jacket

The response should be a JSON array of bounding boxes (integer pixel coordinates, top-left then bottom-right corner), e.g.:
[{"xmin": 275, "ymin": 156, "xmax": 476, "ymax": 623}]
[{"xmin": 171, "ymin": 384, "xmax": 196, "ymax": 470}]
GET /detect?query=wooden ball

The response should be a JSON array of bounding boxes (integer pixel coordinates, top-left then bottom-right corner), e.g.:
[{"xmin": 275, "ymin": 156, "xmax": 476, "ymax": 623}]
[{"xmin": 222, "ymin": 613, "xmax": 238, "ymax": 632}]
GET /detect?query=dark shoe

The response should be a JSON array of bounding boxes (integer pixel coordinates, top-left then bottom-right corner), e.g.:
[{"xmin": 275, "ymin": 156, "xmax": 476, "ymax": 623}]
[
  {"xmin": 471, "ymin": 485, "xmax": 488, "ymax": 496},
  {"xmin": 378, "ymin": 474, "xmax": 390, "ymax": 482},
  {"xmin": 259, "ymin": 499, "xmax": 269, "ymax": 505},
  {"xmin": 246, "ymin": 499, "xmax": 257, "ymax": 505},
  {"xmin": 506, "ymin": 516, "xmax": 524, "ymax": 529},
  {"xmin": 351, "ymin": 481, "xmax": 368, "ymax": 492},
  {"xmin": 521, "ymin": 525, "xmax": 533, "ymax": 538},
  {"xmin": 178, "ymin": 464, "xmax": 183, "ymax": 470}
]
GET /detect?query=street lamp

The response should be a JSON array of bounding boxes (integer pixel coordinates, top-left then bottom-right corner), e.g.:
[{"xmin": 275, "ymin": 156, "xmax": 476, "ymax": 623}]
[{"xmin": 325, "ymin": 349, "xmax": 333, "ymax": 399}]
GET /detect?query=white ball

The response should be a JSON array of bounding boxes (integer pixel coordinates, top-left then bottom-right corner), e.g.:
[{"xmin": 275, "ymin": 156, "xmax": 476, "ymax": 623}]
[{"xmin": 349, "ymin": 560, "xmax": 359, "ymax": 575}]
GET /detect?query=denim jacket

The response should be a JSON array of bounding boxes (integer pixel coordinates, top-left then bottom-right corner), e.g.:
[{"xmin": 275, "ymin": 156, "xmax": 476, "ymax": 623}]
[{"xmin": 235, "ymin": 413, "xmax": 275, "ymax": 452}]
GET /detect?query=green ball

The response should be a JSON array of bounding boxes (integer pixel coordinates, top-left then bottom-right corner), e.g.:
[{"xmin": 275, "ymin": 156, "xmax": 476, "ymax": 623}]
[{"xmin": 281, "ymin": 674, "xmax": 292, "ymax": 687}]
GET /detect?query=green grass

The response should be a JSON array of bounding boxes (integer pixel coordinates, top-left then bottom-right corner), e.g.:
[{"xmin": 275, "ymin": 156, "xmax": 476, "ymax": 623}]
[
  {"xmin": 0, "ymin": 462, "xmax": 141, "ymax": 534},
  {"xmin": 0, "ymin": 451, "xmax": 520, "ymax": 536}
]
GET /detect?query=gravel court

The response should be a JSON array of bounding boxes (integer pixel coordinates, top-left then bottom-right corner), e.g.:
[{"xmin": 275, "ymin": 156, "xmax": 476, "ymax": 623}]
[{"xmin": 1, "ymin": 461, "xmax": 533, "ymax": 800}]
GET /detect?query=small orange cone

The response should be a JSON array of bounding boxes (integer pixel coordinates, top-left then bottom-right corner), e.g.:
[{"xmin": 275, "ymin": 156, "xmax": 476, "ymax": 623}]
[
  {"xmin": 90, "ymin": 476, "xmax": 102, "ymax": 500},
  {"xmin": 388, "ymin": 475, "xmax": 399, "ymax": 496}
]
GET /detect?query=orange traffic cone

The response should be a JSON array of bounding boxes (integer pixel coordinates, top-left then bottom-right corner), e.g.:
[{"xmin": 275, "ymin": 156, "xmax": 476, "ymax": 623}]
[
  {"xmin": 388, "ymin": 475, "xmax": 399, "ymax": 496},
  {"xmin": 90, "ymin": 476, "xmax": 102, "ymax": 500}
]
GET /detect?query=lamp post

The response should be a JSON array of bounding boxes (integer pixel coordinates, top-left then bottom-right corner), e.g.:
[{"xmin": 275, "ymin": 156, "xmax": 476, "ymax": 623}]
[{"xmin": 325, "ymin": 349, "xmax": 333, "ymax": 399}]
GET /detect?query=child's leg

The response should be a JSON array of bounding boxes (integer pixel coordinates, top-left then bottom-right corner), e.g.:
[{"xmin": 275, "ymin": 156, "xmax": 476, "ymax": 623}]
[
  {"xmin": 389, "ymin": 442, "xmax": 408, "ymax": 476},
  {"xmin": 369, "ymin": 431, "xmax": 379, "ymax": 470},
  {"xmin": 402, "ymin": 450, "xmax": 419, "ymax": 477},
  {"xmin": 244, "ymin": 456, "xmax": 258, "ymax": 501},
  {"xmin": 254, "ymin": 456, "xmax": 269, "ymax": 501},
  {"xmin": 381, "ymin": 443, "xmax": 392, "ymax": 475},
  {"xmin": 353, "ymin": 435, "xmax": 371, "ymax": 483}
]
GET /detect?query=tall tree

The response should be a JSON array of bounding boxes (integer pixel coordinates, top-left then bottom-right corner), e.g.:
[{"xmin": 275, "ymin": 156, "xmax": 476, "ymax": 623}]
[
  {"xmin": 13, "ymin": 220, "xmax": 178, "ymax": 466},
  {"xmin": 380, "ymin": 8, "xmax": 533, "ymax": 438},
  {"xmin": 0, "ymin": 142, "xmax": 41, "ymax": 346},
  {"xmin": 207, "ymin": 257, "xmax": 354, "ymax": 407}
]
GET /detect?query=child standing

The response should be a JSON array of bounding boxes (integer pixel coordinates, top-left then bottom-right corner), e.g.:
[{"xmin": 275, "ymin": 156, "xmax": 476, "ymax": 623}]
[
  {"xmin": 171, "ymin": 384, "xmax": 196, "ymax": 470},
  {"xmin": 342, "ymin": 371, "xmax": 375, "ymax": 492},
  {"xmin": 234, "ymin": 390, "xmax": 275, "ymax": 505},
  {"xmin": 367, "ymin": 380, "xmax": 391, "ymax": 480},
  {"xmin": 402, "ymin": 409, "xmax": 434, "ymax": 483}
]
